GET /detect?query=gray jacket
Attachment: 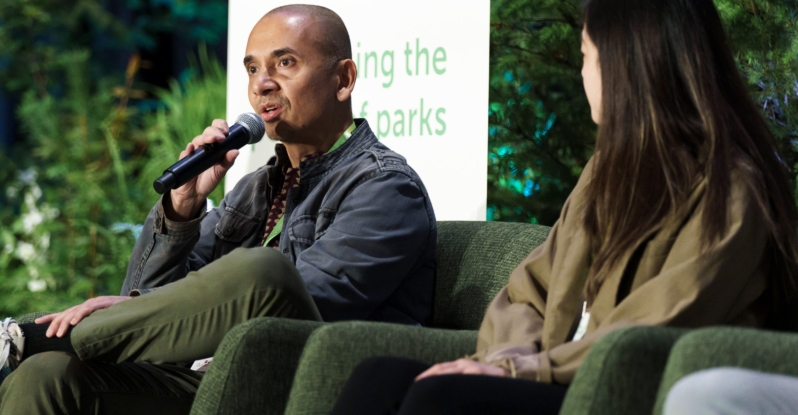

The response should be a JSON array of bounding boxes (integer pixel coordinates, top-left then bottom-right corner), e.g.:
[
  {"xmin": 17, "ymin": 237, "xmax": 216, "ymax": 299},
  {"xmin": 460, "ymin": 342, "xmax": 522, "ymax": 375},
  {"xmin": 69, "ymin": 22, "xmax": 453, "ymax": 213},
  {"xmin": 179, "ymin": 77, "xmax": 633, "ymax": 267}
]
[{"xmin": 121, "ymin": 119, "xmax": 436, "ymax": 325}]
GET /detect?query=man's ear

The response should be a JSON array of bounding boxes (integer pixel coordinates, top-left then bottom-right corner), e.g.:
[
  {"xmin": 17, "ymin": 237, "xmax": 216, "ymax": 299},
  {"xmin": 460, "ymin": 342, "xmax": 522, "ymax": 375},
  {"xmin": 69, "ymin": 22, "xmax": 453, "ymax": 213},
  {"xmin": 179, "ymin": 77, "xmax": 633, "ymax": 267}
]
[{"xmin": 335, "ymin": 59, "xmax": 357, "ymax": 102}]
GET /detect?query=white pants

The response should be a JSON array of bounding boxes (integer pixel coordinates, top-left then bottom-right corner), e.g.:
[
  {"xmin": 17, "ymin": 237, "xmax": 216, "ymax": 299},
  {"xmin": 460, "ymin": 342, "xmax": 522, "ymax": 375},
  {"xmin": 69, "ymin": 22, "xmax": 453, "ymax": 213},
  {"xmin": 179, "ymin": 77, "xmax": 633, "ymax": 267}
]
[{"xmin": 664, "ymin": 367, "xmax": 798, "ymax": 415}]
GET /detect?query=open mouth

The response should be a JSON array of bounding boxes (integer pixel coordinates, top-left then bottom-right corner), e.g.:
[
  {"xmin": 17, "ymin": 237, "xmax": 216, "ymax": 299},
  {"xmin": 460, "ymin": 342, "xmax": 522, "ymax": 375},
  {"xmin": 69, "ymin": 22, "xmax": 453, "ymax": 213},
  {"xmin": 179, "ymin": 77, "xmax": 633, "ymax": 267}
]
[{"xmin": 260, "ymin": 104, "xmax": 283, "ymax": 122}]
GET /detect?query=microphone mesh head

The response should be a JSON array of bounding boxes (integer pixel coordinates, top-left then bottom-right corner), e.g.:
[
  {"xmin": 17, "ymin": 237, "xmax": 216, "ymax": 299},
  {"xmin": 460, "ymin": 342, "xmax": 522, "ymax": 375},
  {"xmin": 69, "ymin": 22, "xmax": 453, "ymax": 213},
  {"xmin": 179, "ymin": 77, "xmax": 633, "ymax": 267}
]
[{"xmin": 235, "ymin": 113, "xmax": 266, "ymax": 144}]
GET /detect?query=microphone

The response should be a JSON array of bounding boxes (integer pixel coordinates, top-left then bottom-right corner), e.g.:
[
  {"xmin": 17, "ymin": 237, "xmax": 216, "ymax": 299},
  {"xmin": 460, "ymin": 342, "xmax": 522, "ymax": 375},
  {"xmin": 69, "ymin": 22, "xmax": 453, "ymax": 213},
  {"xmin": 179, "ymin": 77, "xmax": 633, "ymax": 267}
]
[{"xmin": 153, "ymin": 113, "xmax": 266, "ymax": 194}]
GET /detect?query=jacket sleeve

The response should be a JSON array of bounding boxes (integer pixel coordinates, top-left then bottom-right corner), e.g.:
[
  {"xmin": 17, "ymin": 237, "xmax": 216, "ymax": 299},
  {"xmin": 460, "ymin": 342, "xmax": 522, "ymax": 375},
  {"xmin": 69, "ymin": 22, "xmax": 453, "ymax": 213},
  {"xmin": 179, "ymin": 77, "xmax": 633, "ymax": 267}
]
[
  {"xmin": 472, "ymin": 158, "xmax": 594, "ymax": 371},
  {"xmin": 293, "ymin": 170, "xmax": 435, "ymax": 322},
  {"xmin": 484, "ymin": 178, "xmax": 769, "ymax": 384},
  {"xmin": 120, "ymin": 195, "xmax": 222, "ymax": 295},
  {"xmin": 470, "ymin": 196, "xmax": 569, "ymax": 368}
]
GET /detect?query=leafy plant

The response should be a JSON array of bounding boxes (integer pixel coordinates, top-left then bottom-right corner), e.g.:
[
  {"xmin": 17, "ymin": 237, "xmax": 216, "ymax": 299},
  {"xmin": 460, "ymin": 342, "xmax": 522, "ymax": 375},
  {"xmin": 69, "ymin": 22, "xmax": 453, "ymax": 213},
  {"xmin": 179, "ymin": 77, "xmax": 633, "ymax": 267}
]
[
  {"xmin": 487, "ymin": 0, "xmax": 798, "ymax": 224},
  {"xmin": 0, "ymin": 49, "xmax": 226, "ymax": 316},
  {"xmin": 488, "ymin": 0, "xmax": 594, "ymax": 225}
]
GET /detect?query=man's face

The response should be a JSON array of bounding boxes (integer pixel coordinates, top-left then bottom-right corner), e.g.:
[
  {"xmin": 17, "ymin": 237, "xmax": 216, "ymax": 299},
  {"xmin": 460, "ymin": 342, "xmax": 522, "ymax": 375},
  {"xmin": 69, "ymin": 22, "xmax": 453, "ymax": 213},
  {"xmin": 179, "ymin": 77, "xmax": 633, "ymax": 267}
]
[{"xmin": 244, "ymin": 13, "xmax": 337, "ymax": 141}]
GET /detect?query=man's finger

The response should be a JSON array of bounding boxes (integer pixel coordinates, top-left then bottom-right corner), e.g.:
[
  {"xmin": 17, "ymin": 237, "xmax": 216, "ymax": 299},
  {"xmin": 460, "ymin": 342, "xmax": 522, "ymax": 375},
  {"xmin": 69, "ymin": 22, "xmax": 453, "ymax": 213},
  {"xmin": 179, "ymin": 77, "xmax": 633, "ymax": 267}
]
[
  {"xmin": 178, "ymin": 144, "xmax": 193, "ymax": 161},
  {"xmin": 218, "ymin": 150, "xmax": 240, "ymax": 170},
  {"xmin": 70, "ymin": 307, "xmax": 92, "ymax": 325},
  {"xmin": 211, "ymin": 119, "xmax": 229, "ymax": 133},
  {"xmin": 200, "ymin": 128, "xmax": 226, "ymax": 143},
  {"xmin": 46, "ymin": 311, "xmax": 69, "ymax": 337},
  {"xmin": 34, "ymin": 313, "xmax": 59, "ymax": 324},
  {"xmin": 56, "ymin": 310, "xmax": 78, "ymax": 337}
]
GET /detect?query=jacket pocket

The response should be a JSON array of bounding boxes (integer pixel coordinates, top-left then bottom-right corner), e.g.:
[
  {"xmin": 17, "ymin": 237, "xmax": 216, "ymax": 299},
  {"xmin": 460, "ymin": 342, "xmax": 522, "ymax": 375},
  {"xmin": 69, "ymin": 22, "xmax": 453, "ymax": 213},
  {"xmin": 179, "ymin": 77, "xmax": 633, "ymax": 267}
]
[
  {"xmin": 314, "ymin": 208, "xmax": 337, "ymax": 240},
  {"xmin": 287, "ymin": 215, "xmax": 317, "ymax": 252},
  {"xmin": 215, "ymin": 207, "xmax": 260, "ymax": 244}
]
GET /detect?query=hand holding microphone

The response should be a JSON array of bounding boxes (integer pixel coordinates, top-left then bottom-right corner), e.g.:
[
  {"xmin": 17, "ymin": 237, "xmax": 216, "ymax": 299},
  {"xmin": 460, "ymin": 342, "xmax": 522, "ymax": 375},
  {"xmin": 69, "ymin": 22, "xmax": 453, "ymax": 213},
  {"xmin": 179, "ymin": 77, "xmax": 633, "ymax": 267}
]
[{"xmin": 154, "ymin": 113, "xmax": 265, "ymax": 221}]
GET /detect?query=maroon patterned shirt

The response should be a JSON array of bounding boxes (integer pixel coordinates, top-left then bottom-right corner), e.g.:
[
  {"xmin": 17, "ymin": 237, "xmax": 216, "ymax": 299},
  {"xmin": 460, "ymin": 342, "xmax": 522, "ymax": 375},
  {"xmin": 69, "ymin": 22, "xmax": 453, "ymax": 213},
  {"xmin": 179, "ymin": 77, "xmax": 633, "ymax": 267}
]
[{"xmin": 261, "ymin": 146, "xmax": 323, "ymax": 248}]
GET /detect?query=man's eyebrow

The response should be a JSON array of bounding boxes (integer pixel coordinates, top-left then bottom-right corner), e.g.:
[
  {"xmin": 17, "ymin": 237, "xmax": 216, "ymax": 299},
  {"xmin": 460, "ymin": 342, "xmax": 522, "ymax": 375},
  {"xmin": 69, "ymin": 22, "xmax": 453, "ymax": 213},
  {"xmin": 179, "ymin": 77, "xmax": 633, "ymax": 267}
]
[
  {"xmin": 271, "ymin": 47, "xmax": 298, "ymax": 58},
  {"xmin": 243, "ymin": 48, "xmax": 299, "ymax": 66}
]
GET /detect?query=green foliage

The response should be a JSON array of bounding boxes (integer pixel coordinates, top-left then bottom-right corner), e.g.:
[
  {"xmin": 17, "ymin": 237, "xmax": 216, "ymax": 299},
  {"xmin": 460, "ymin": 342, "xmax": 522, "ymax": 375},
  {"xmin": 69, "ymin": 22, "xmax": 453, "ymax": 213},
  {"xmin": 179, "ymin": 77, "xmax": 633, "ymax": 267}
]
[
  {"xmin": 488, "ymin": 0, "xmax": 595, "ymax": 225},
  {"xmin": 138, "ymin": 47, "xmax": 228, "ymax": 205},
  {"xmin": 0, "ymin": 0, "xmax": 228, "ymax": 316},
  {"xmin": 0, "ymin": 50, "xmax": 226, "ymax": 316},
  {"xmin": 714, "ymin": 0, "xmax": 798, "ymax": 195},
  {"xmin": 0, "ymin": 0, "xmax": 227, "ymax": 93},
  {"xmin": 487, "ymin": 0, "xmax": 798, "ymax": 224}
]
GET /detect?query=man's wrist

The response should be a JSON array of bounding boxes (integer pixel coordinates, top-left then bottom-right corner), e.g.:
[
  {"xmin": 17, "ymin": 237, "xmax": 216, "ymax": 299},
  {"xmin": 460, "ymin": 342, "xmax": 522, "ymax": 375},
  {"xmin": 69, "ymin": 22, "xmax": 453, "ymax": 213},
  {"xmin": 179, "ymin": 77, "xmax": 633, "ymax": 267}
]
[{"xmin": 164, "ymin": 192, "xmax": 204, "ymax": 222}]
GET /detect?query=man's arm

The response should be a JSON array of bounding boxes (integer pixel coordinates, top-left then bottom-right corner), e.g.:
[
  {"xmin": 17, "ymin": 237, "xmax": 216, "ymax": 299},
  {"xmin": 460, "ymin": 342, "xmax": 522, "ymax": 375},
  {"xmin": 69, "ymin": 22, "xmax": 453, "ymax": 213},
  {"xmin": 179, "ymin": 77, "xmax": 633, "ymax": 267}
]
[
  {"xmin": 120, "ymin": 195, "xmax": 223, "ymax": 295},
  {"xmin": 294, "ymin": 170, "xmax": 435, "ymax": 322},
  {"xmin": 121, "ymin": 119, "xmax": 238, "ymax": 295}
]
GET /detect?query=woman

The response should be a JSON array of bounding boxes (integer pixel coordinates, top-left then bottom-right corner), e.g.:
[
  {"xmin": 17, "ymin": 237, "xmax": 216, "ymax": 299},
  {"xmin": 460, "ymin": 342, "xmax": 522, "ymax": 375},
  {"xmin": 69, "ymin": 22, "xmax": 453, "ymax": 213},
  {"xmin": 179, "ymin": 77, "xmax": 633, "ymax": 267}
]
[{"xmin": 330, "ymin": 0, "xmax": 798, "ymax": 413}]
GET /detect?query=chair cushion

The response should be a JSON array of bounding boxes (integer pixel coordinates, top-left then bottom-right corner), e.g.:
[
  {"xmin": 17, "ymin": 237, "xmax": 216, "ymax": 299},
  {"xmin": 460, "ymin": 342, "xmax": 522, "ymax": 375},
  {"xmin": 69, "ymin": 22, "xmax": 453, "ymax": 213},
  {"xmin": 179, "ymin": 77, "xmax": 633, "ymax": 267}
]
[{"xmin": 433, "ymin": 221, "xmax": 550, "ymax": 330}]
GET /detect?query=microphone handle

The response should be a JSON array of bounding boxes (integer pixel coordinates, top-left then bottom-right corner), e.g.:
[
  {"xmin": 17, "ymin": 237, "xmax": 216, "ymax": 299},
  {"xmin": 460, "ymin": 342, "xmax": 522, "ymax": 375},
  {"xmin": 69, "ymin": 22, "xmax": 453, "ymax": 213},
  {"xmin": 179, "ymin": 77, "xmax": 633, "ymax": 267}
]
[{"xmin": 153, "ymin": 124, "xmax": 250, "ymax": 194}]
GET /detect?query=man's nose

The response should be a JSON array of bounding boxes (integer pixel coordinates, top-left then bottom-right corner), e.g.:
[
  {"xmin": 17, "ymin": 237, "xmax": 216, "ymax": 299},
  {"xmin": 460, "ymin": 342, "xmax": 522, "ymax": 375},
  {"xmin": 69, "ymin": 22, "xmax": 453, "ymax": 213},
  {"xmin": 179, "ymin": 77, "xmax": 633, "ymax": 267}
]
[{"xmin": 253, "ymin": 70, "xmax": 278, "ymax": 96}]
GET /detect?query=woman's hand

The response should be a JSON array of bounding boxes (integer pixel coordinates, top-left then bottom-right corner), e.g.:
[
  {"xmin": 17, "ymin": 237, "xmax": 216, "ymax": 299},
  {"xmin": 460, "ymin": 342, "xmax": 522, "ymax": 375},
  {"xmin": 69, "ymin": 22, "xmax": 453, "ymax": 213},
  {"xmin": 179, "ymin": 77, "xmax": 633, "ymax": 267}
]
[
  {"xmin": 34, "ymin": 296, "xmax": 133, "ymax": 337},
  {"xmin": 415, "ymin": 358, "xmax": 507, "ymax": 381}
]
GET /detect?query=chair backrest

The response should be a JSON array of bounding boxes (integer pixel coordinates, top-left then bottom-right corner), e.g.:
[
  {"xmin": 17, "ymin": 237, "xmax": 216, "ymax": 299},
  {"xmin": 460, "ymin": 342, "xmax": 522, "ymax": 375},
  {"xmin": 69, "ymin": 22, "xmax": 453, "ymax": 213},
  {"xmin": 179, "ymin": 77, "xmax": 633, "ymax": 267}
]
[{"xmin": 431, "ymin": 221, "xmax": 550, "ymax": 330}]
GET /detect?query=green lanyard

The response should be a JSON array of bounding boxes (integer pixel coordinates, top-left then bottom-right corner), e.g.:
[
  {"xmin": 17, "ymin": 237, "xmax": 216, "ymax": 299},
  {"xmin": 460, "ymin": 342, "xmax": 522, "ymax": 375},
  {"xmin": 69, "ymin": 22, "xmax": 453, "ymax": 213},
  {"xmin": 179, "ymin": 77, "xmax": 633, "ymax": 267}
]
[{"xmin": 263, "ymin": 122, "xmax": 357, "ymax": 247}]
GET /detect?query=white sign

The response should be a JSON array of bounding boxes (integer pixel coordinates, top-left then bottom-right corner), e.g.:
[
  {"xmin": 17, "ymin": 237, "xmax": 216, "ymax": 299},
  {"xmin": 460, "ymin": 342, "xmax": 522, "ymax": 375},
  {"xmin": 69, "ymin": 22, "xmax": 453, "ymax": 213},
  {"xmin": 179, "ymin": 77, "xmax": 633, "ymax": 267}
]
[{"xmin": 225, "ymin": 0, "xmax": 489, "ymax": 220}]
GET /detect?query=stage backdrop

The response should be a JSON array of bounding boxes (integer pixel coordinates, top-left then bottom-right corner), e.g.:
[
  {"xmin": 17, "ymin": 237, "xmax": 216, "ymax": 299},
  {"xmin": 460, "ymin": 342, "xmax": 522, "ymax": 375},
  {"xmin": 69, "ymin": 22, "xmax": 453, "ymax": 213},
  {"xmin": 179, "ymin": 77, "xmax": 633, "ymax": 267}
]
[{"xmin": 225, "ymin": 0, "xmax": 489, "ymax": 220}]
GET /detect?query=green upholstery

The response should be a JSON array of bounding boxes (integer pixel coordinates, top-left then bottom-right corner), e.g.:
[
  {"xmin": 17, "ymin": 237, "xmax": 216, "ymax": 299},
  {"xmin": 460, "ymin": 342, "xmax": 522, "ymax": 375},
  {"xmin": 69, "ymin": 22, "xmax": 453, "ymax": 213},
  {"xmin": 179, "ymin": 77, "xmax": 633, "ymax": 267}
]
[
  {"xmin": 285, "ymin": 322, "xmax": 477, "ymax": 415},
  {"xmin": 653, "ymin": 327, "xmax": 798, "ymax": 415},
  {"xmin": 15, "ymin": 311, "xmax": 53, "ymax": 324},
  {"xmin": 562, "ymin": 326, "xmax": 689, "ymax": 415},
  {"xmin": 432, "ymin": 221, "xmax": 549, "ymax": 329},
  {"xmin": 191, "ymin": 318, "xmax": 323, "ymax": 415},
  {"xmin": 280, "ymin": 221, "xmax": 551, "ymax": 415}
]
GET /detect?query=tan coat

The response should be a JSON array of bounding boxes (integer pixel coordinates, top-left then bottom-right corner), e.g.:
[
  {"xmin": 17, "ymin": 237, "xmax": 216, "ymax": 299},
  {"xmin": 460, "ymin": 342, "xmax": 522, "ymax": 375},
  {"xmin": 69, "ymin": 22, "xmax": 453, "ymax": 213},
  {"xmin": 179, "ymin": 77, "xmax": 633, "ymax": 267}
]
[{"xmin": 473, "ymin": 158, "xmax": 769, "ymax": 384}]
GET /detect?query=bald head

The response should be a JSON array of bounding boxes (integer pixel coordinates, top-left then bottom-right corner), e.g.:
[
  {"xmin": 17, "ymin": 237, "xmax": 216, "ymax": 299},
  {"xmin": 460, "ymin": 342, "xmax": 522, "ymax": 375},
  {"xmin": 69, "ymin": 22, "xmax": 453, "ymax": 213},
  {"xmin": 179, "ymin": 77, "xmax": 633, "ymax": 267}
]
[{"xmin": 263, "ymin": 4, "xmax": 352, "ymax": 67}]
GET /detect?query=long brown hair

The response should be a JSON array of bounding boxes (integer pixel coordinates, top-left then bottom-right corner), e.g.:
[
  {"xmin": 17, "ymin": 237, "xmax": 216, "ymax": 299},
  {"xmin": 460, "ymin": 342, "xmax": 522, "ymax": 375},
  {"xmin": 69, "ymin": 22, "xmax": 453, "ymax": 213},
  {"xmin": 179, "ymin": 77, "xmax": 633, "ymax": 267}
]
[{"xmin": 581, "ymin": 0, "xmax": 798, "ymax": 309}]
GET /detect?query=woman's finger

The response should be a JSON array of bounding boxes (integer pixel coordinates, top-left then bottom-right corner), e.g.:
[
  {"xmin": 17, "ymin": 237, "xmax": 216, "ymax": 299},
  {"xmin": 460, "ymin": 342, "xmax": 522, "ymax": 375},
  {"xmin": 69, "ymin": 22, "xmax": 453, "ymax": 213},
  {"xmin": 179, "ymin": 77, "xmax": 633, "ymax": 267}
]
[{"xmin": 415, "ymin": 362, "xmax": 463, "ymax": 380}]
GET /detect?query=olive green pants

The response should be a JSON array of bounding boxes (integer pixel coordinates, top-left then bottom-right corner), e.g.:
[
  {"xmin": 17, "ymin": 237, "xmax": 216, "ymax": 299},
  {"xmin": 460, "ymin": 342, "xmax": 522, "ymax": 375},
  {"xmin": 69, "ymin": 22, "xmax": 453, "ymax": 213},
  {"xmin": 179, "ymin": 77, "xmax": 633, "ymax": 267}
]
[{"xmin": 0, "ymin": 247, "xmax": 322, "ymax": 415}]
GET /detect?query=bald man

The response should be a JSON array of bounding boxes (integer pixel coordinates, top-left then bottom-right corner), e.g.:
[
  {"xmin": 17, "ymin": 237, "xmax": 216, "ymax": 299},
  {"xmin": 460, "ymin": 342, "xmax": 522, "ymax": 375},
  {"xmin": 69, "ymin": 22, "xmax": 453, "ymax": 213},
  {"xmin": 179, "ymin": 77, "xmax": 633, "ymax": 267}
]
[{"xmin": 0, "ymin": 5, "xmax": 436, "ymax": 414}]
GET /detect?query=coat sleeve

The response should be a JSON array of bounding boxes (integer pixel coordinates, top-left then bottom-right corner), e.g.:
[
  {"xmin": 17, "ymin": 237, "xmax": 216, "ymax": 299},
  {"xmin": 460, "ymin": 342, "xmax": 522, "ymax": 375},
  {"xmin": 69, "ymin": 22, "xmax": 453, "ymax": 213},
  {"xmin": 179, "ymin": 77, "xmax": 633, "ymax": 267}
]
[
  {"xmin": 472, "ymin": 158, "xmax": 596, "ymax": 368},
  {"xmin": 493, "ymin": 178, "xmax": 769, "ymax": 384}
]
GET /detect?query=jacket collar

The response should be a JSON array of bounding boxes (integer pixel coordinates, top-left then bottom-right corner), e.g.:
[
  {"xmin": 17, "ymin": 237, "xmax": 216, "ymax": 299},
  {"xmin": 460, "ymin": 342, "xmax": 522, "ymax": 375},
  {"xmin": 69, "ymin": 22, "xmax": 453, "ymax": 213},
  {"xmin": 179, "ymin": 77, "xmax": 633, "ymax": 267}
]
[{"xmin": 267, "ymin": 119, "xmax": 376, "ymax": 182}]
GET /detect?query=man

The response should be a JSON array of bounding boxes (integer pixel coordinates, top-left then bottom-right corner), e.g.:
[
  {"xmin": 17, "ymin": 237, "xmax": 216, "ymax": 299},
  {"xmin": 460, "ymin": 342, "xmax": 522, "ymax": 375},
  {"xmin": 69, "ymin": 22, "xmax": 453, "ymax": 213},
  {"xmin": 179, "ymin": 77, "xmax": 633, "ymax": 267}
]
[{"xmin": 0, "ymin": 5, "xmax": 436, "ymax": 414}]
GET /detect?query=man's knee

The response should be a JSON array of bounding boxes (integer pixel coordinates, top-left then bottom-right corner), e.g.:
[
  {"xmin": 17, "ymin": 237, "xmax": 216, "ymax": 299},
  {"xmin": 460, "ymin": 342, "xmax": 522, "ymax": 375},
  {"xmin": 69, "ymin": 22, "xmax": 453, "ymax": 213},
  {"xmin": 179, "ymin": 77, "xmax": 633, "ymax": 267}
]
[
  {"xmin": 6, "ymin": 351, "xmax": 81, "ymax": 389},
  {"xmin": 221, "ymin": 247, "xmax": 305, "ymax": 294},
  {"xmin": 0, "ymin": 352, "xmax": 82, "ymax": 414}
]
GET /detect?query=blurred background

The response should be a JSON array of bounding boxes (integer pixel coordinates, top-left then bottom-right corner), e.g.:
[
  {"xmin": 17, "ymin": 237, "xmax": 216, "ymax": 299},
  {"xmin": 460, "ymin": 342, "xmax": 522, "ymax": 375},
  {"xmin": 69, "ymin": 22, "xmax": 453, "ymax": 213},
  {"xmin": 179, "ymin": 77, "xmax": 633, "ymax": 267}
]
[{"xmin": 0, "ymin": 0, "xmax": 796, "ymax": 316}]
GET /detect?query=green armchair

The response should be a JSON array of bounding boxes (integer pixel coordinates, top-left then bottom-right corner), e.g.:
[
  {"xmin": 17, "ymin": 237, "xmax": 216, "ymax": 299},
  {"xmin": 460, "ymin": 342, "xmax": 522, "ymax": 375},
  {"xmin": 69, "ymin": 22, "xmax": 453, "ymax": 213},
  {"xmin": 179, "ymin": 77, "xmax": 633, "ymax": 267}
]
[
  {"xmin": 191, "ymin": 220, "xmax": 550, "ymax": 415},
  {"xmin": 648, "ymin": 327, "xmax": 798, "ymax": 414},
  {"xmin": 194, "ymin": 221, "xmax": 693, "ymax": 415}
]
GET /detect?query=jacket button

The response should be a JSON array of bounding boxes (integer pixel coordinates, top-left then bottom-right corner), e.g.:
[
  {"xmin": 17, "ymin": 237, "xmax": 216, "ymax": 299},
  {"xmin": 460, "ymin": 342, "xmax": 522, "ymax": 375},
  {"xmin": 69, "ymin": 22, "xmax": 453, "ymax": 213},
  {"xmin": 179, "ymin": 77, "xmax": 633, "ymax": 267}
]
[{"xmin": 224, "ymin": 228, "xmax": 232, "ymax": 235}]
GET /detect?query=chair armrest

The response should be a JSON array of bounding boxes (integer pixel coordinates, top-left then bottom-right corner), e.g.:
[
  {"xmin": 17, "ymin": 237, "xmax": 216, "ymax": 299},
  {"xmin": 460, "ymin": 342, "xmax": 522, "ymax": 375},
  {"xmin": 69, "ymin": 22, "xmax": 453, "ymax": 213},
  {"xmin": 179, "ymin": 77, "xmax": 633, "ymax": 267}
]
[
  {"xmin": 653, "ymin": 326, "xmax": 798, "ymax": 415},
  {"xmin": 284, "ymin": 321, "xmax": 477, "ymax": 415},
  {"xmin": 15, "ymin": 312, "xmax": 54, "ymax": 324},
  {"xmin": 190, "ymin": 317, "xmax": 324, "ymax": 415},
  {"xmin": 562, "ymin": 326, "xmax": 690, "ymax": 415}
]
